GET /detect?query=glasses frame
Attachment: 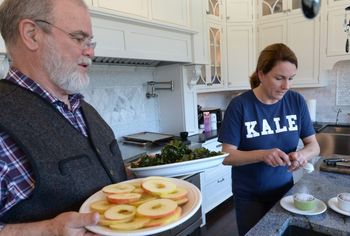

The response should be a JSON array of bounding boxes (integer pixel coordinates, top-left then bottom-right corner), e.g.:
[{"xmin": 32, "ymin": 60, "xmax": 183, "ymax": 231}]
[{"xmin": 34, "ymin": 19, "xmax": 96, "ymax": 50}]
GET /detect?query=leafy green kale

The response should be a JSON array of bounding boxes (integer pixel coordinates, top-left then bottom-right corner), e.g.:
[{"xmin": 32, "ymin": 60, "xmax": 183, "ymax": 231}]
[{"xmin": 130, "ymin": 140, "xmax": 223, "ymax": 168}]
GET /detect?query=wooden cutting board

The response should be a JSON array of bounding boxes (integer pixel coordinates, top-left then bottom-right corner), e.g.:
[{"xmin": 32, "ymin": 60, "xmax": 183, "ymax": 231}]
[{"xmin": 320, "ymin": 156, "xmax": 350, "ymax": 175}]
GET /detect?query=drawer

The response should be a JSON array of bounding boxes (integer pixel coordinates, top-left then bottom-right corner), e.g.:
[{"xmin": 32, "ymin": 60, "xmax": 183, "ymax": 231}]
[
  {"xmin": 204, "ymin": 164, "xmax": 231, "ymax": 183},
  {"xmin": 203, "ymin": 172, "xmax": 232, "ymax": 213}
]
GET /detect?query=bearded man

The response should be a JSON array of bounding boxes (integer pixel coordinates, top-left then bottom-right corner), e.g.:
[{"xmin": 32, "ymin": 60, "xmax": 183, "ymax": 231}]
[{"xmin": 0, "ymin": 0, "xmax": 126, "ymax": 235}]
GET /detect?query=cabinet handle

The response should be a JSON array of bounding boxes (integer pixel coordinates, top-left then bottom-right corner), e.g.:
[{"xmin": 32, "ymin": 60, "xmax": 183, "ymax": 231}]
[
  {"xmin": 217, "ymin": 177, "xmax": 225, "ymax": 183},
  {"xmin": 206, "ymin": 10, "xmax": 210, "ymax": 15},
  {"xmin": 226, "ymin": 16, "xmax": 230, "ymax": 20}
]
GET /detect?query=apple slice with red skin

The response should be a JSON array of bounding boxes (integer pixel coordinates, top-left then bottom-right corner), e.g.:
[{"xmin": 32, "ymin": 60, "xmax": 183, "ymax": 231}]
[
  {"xmin": 107, "ymin": 193, "xmax": 141, "ymax": 204},
  {"xmin": 102, "ymin": 183, "xmax": 135, "ymax": 194},
  {"xmin": 90, "ymin": 200, "xmax": 114, "ymax": 214},
  {"xmin": 109, "ymin": 217, "xmax": 151, "ymax": 230},
  {"xmin": 144, "ymin": 207, "xmax": 182, "ymax": 227},
  {"xmin": 104, "ymin": 204, "xmax": 136, "ymax": 221},
  {"xmin": 142, "ymin": 179, "xmax": 177, "ymax": 196},
  {"xmin": 175, "ymin": 197, "xmax": 189, "ymax": 206},
  {"xmin": 137, "ymin": 198, "xmax": 178, "ymax": 219},
  {"xmin": 160, "ymin": 187, "xmax": 188, "ymax": 200}
]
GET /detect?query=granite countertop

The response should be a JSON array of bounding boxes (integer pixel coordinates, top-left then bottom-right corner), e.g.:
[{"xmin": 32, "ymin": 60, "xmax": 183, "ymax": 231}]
[{"xmin": 246, "ymin": 158, "xmax": 350, "ymax": 236}]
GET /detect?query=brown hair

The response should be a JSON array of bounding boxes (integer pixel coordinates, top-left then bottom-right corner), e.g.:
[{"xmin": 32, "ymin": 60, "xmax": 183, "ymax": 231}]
[{"xmin": 249, "ymin": 43, "xmax": 298, "ymax": 89}]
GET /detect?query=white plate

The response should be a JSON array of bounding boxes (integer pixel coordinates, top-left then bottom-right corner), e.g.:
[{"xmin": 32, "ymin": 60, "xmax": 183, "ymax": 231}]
[
  {"xmin": 128, "ymin": 152, "xmax": 229, "ymax": 177},
  {"xmin": 79, "ymin": 177, "xmax": 202, "ymax": 236},
  {"xmin": 328, "ymin": 197, "xmax": 350, "ymax": 216},
  {"xmin": 280, "ymin": 195, "xmax": 327, "ymax": 215}
]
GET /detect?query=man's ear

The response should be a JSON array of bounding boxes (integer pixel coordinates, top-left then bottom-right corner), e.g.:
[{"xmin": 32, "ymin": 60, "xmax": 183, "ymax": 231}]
[{"xmin": 18, "ymin": 19, "xmax": 41, "ymax": 50}]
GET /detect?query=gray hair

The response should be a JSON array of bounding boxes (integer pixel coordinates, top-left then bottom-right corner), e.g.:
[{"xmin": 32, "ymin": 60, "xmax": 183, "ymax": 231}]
[{"xmin": 0, "ymin": 0, "xmax": 87, "ymax": 50}]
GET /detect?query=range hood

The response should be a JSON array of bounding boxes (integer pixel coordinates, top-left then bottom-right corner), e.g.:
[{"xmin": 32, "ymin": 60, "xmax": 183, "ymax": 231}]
[{"xmin": 92, "ymin": 56, "xmax": 186, "ymax": 67}]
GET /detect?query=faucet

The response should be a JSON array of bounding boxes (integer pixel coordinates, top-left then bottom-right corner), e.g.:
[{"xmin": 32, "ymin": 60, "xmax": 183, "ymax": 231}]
[{"xmin": 336, "ymin": 108, "xmax": 342, "ymax": 125}]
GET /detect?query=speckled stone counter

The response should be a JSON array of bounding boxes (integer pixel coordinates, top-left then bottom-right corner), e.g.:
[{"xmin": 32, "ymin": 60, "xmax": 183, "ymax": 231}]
[{"xmin": 246, "ymin": 158, "xmax": 350, "ymax": 236}]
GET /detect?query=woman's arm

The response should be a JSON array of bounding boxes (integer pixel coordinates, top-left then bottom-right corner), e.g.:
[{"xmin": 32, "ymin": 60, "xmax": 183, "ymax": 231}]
[{"xmin": 222, "ymin": 143, "xmax": 291, "ymax": 167}]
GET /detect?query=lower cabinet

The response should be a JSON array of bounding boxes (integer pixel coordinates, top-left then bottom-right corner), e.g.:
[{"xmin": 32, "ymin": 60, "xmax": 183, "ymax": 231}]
[{"xmin": 199, "ymin": 138, "xmax": 232, "ymax": 226}]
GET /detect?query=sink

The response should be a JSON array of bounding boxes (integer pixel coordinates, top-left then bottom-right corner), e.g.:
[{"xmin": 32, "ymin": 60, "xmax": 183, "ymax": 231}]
[
  {"xmin": 317, "ymin": 125, "xmax": 350, "ymax": 156},
  {"xmin": 281, "ymin": 225, "xmax": 330, "ymax": 236},
  {"xmin": 319, "ymin": 124, "xmax": 350, "ymax": 135},
  {"xmin": 316, "ymin": 133, "xmax": 350, "ymax": 156}
]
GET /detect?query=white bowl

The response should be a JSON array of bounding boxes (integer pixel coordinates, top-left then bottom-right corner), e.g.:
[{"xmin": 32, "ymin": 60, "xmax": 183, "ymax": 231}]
[{"xmin": 337, "ymin": 193, "xmax": 350, "ymax": 212}]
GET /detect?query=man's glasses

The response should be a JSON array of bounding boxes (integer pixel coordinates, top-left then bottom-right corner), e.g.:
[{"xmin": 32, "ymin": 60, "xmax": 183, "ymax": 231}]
[{"xmin": 34, "ymin": 19, "xmax": 96, "ymax": 50}]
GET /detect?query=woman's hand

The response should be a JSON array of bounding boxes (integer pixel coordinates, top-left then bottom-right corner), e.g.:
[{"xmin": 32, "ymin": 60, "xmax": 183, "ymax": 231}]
[
  {"xmin": 288, "ymin": 151, "xmax": 307, "ymax": 172},
  {"xmin": 262, "ymin": 148, "xmax": 291, "ymax": 167},
  {"xmin": 48, "ymin": 211, "xmax": 100, "ymax": 236}
]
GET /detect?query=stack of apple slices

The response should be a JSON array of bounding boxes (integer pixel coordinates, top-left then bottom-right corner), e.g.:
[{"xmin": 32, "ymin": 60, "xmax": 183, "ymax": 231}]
[{"xmin": 89, "ymin": 176, "xmax": 189, "ymax": 231}]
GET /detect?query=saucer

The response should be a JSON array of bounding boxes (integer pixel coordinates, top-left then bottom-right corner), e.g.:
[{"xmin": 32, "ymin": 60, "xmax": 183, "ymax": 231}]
[
  {"xmin": 280, "ymin": 195, "xmax": 327, "ymax": 215},
  {"xmin": 328, "ymin": 197, "xmax": 350, "ymax": 216}
]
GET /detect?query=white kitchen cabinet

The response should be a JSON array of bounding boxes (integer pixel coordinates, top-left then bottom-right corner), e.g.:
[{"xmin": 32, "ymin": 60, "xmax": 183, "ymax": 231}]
[
  {"xmin": 92, "ymin": 17, "xmax": 192, "ymax": 62},
  {"xmin": 205, "ymin": 0, "xmax": 224, "ymax": 22},
  {"xmin": 196, "ymin": 22, "xmax": 226, "ymax": 91},
  {"xmin": 258, "ymin": 0, "xmax": 302, "ymax": 19},
  {"xmin": 89, "ymin": 0, "xmax": 191, "ymax": 29},
  {"xmin": 257, "ymin": 12, "xmax": 321, "ymax": 87},
  {"xmin": 226, "ymin": 0, "xmax": 254, "ymax": 23},
  {"xmin": 320, "ymin": 4, "xmax": 350, "ymax": 70},
  {"xmin": 155, "ymin": 64, "xmax": 199, "ymax": 136},
  {"xmin": 200, "ymin": 138, "xmax": 232, "ymax": 225},
  {"xmin": 226, "ymin": 24, "xmax": 255, "ymax": 89}
]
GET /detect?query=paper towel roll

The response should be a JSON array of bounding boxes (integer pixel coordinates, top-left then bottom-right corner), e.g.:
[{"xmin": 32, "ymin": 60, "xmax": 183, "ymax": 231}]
[{"xmin": 307, "ymin": 99, "xmax": 317, "ymax": 122}]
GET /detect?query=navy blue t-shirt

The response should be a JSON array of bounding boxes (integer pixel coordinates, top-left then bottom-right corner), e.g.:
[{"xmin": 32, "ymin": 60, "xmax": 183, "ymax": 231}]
[{"xmin": 218, "ymin": 90, "xmax": 315, "ymax": 202}]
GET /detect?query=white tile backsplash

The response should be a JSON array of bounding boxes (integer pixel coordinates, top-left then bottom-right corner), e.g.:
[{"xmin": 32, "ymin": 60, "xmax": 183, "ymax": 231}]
[{"xmin": 82, "ymin": 65, "xmax": 160, "ymax": 140}]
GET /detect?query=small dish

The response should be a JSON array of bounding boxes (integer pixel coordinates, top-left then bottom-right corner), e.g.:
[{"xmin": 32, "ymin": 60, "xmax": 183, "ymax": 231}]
[
  {"xmin": 293, "ymin": 193, "xmax": 316, "ymax": 211},
  {"xmin": 328, "ymin": 197, "xmax": 350, "ymax": 216},
  {"xmin": 280, "ymin": 195, "xmax": 327, "ymax": 215},
  {"xmin": 337, "ymin": 193, "xmax": 350, "ymax": 212}
]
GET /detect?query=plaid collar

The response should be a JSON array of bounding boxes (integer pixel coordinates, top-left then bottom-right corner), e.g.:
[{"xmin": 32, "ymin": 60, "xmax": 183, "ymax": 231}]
[{"xmin": 4, "ymin": 67, "xmax": 84, "ymax": 110}]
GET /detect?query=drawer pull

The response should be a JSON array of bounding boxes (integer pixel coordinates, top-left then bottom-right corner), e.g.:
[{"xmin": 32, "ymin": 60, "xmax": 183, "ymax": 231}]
[{"xmin": 217, "ymin": 177, "xmax": 225, "ymax": 183}]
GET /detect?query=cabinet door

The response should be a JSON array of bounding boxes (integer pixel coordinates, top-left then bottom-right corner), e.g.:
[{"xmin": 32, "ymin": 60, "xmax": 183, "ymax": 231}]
[
  {"xmin": 258, "ymin": 0, "xmax": 301, "ymax": 19},
  {"xmin": 205, "ymin": 0, "xmax": 224, "ymax": 21},
  {"xmin": 257, "ymin": 20, "xmax": 287, "ymax": 52},
  {"xmin": 287, "ymin": 15, "xmax": 320, "ymax": 86},
  {"xmin": 94, "ymin": 0, "xmax": 149, "ymax": 19},
  {"xmin": 226, "ymin": 0, "xmax": 254, "ymax": 23},
  {"xmin": 327, "ymin": 8, "xmax": 349, "ymax": 57},
  {"xmin": 151, "ymin": 0, "xmax": 190, "ymax": 27},
  {"xmin": 226, "ymin": 25, "xmax": 254, "ymax": 89},
  {"xmin": 207, "ymin": 22, "xmax": 225, "ymax": 88}
]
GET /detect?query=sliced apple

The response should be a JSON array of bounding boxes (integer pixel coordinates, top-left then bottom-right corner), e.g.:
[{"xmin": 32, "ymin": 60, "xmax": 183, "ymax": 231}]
[
  {"xmin": 160, "ymin": 187, "xmax": 188, "ymax": 200},
  {"xmin": 129, "ymin": 194, "xmax": 157, "ymax": 206},
  {"xmin": 90, "ymin": 200, "xmax": 114, "ymax": 214},
  {"xmin": 144, "ymin": 207, "xmax": 182, "ymax": 228},
  {"xmin": 104, "ymin": 204, "xmax": 136, "ymax": 221},
  {"xmin": 109, "ymin": 217, "xmax": 151, "ymax": 230},
  {"xmin": 142, "ymin": 179, "xmax": 176, "ymax": 196},
  {"xmin": 137, "ymin": 198, "xmax": 178, "ymax": 219},
  {"xmin": 99, "ymin": 215, "xmax": 132, "ymax": 226},
  {"xmin": 107, "ymin": 193, "xmax": 141, "ymax": 204},
  {"xmin": 102, "ymin": 183, "xmax": 135, "ymax": 194},
  {"xmin": 175, "ymin": 197, "xmax": 189, "ymax": 206}
]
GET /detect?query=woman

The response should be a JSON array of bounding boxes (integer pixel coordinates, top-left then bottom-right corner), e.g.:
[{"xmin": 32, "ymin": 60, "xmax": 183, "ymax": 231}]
[{"xmin": 218, "ymin": 43, "xmax": 320, "ymax": 236}]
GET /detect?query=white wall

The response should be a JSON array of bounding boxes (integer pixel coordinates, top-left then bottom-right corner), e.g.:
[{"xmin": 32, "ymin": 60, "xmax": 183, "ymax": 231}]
[{"xmin": 82, "ymin": 65, "xmax": 160, "ymax": 140}]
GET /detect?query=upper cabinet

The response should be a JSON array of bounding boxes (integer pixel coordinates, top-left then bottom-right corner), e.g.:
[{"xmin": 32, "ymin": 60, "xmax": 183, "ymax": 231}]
[
  {"xmin": 320, "ymin": 1, "xmax": 350, "ymax": 70},
  {"xmin": 257, "ymin": 0, "xmax": 322, "ymax": 87},
  {"xmin": 197, "ymin": 0, "xmax": 255, "ymax": 92},
  {"xmin": 88, "ymin": 0, "xmax": 191, "ymax": 30},
  {"xmin": 258, "ymin": 0, "xmax": 302, "ymax": 19}
]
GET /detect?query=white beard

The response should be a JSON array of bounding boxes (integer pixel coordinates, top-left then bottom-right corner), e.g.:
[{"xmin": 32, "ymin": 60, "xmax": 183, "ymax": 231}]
[{"xmin": 42, "ymin": 37, "xmax": 91, "ymax": 94}]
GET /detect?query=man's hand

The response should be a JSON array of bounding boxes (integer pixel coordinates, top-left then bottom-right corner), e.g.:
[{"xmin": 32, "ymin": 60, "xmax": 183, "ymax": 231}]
[{"xmin": 49, "ymin": 211, "xmax": 100, "ymax": 236}]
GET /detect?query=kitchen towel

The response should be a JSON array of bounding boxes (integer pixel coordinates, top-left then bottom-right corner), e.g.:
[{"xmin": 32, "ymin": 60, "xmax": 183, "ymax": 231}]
[{"xmin": 307, "ymin": 99, "xmax": 317, "ymax": 122}]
